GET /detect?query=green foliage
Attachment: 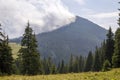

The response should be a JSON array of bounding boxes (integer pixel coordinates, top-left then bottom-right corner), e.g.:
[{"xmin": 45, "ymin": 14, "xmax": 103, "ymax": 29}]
[
  {"xmin": 68, "ymin": 54, "xmax": 74, "ymax": 72},
  {"xmin": 68, "ymin": 54, "xmax": 85, "ymax": 73},
  {"xmin": 59, "ymin": 60, "xmax": 65, "ymax": 74},
  {"xmin": 0, "ymin": 42, "xmax": 13, "ymax": 75},
  {"xmin": 0, "ymin": 25, "xmax": 13, "ymax": 75},
  {"xmin": 112, "ymin": 28, "xmax": 120, "ymax": 68},
  {"xmin": 50, "ymin": 64, "xmax": 57, "ymax": 74},
  {"xmin": 42, "ymin": 58, "xmax": 49, "ymax": 74},
  {"xmin": 104, "ymin": 27, "xmax": 114, "ymax": 64},
  {"xmin": 12, "ymin": 62, "xmax": 20, "ymax": 74},
  {"xmin": 99, "ymin": 40, "xmax": 106, "ymax": 68},
  {"xmin": 112, "ymin": 10, "xmax": 120, "ymax": 68},
  {"xmin": 73, "ymin": 56, "xmax": 79, "ymax": 73},
  {"xmin": 78, "ymin": 55, "xmax": 85, "ymax": 72},
  {"xmin": 42, "ymin": 57, "xmax": 57, "ymax": 75},
  {"xmin": 102, "ymin": 60, "xmax": 111, "ymax": 71},
  {"xmin": 18, "ymin": 22, "xmax": 41, "ymax": 75},
  {"xmin": 84, "ymin": 51, "xmax": 93, "ymax": 72},
  {"xmin": 92, "ymin": 47, "xmax": 101, "ymax": 71}
]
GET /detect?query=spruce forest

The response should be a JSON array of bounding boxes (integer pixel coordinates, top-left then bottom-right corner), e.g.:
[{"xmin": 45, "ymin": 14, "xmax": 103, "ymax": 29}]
[{"xmin": 0, "ymin": 1, "xmax": 120, "ymax": 80}]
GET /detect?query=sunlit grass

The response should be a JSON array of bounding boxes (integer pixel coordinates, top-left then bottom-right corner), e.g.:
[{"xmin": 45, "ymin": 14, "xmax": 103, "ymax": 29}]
[
  {"xmin": 0, "ymin": 68, "xmax": 120, "ymax": 80},
  {"xmin": 9, "ymin": 43, "xmax": 21, "ymax": 59}
]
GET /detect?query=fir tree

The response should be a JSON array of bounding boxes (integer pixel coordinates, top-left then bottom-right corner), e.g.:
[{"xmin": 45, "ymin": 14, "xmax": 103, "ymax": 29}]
[
  {"xmin": 102, "ymin": 60, "xmax": 111, "ymax": 71},
  {"xmin": 68, "ymin": 54, "xmax": 74, "ymax": 72},
  {"xmin": 73, "ymin": 56, "xmax": 79, "ymax": 73},
  {"xmin": 0, "ymin": 24, "xmax": 13, "ymax": 75},
  {"xmin": 42, "ymin": 58, "xmax": 48, "ymax": 74},
  {"xmin": 42, "ymin": 57, "xmax": 54, "ymax": 75},
  {"xmin": 19, "ymin": 22, "xmax": 41, "ymax": 75},
  {"xmin": 112, "ymin": 28, "xmax": 120, "ymax": 68},
  {"xmin": 92, "ymin": 47, "xmax": 101, "ymax": 71},
  {"xmin": 47, "ymin": 57, "xmax": 53, "ymax": 74},
  {"xmin": 64, "ymin": 64, "xmax": 69, "ymax": 73},
  {"xmin": 59, "ymin": 60, "xmax": 65, "ymax": 74},
  {"xmin": 78, "ymin": 55, "xmax": 85, "ymax": 72},
  {"xmin": 104, "ymin": 27, "xmax": 114, "ymax": 64},
  {"xmin": 112, "ymin": 7, "xmax": 120, "ymax": 68},
  {"xmin": 99, "ymin": 40, "xmax": 106, "ymax": 67},
  {"xmin": 84, "ymin": 51, "xmax": 93, "ymax": 72},
  {"xmin": 50, "ymin": 64, "xmax": 57, "ymax": 74},
  {"xmin": 57, "ymin": 61, "xmax": 61, "ymax": 73}
]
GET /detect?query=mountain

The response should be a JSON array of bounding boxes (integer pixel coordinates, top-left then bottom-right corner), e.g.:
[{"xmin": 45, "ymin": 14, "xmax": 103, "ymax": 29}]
[{"xmin": 11, "ymin": 16, "xmax": 107, "ymax": 63}]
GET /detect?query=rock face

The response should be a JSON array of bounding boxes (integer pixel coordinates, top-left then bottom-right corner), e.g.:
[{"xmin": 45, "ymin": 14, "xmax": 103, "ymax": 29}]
[{"xmin": 11, "ymin": 16, "xmax": 107, "ymax": 63}]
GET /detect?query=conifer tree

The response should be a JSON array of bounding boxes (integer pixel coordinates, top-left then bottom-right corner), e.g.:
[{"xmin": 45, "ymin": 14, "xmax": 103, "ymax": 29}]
[
  {"xmin": 73, "ymin": 56, "xmax": 79, "ymax": 73},
  {"xmin": 19, "ymin": 22, "xmax": 41, "ymax": 75},
  {"xmin": 69, "ymin": 54, "xmax": 74, "ymax": 72},
  {"xmin": 50, "ymin": 64, "xmax": 57, "ymax": 74},
  {"xmin": 64, "ymin": 64, "xmax": 69, "ymax": 73},
  {"xmin": 57, "ymin": 61, "xmax": 61, "ymax": 73},
  {"xmin": 59, "ymin": 60, "xmax": 65, "ymax": 74},
  {"xmin": 84, "ymin": 51, "xmax": 93, "ymax": 72},
  {"xmin": 92, "ymin": 47, "xmax": 101, "ymax": 71},
  {"xmin": 0, "ymin": 24, "xmax": 13, "ymax": 75},
  {"xmin": 42, "ymin": 57, "xmax": 55, "ymax": 75},
  {"xmin": 78, "ymin": 55, "xmax": 85, "ymax": 72},
  {"xmin": 99, "ymin": 40, "xmax": 106, "ymax": 67},
  {"xmin": 112, "ymin": 6, "xmax": 120, "ymax": 68},
  {"xmin": 102, "ymin": 60, "xmax": 111, "ymax": 71},
  {"xmin": 104, "ymin": 27, "xmax": 114, "ymax": 64},
  {"xmin": 112, "ymin": 28, "xmax": 120, "ymax": 68},
  {"xmin": 47, "ymin": 57, "xmax": 53, "ymax": 74},
  {"xmin": 42, "ymin": 58, "xmax": 48, "ymax": 74}
]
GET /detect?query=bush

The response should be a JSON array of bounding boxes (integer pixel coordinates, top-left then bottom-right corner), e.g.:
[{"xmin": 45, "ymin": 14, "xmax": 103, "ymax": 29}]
[{"xmin": 102, "ymin": 60, "xmax": 111, "ymax": 71}]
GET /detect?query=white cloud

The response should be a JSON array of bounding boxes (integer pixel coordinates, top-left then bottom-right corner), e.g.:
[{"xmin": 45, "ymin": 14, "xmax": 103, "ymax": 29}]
[
  {"xmin": 0, "ymin": 0, "xmax": 75, "ymax": 38},
  {"xmin": 74, "ymin": 0, "xmax": 85, "ymax": 5},
  {"xmin": 89, "ymin": 12, "xmax": 118, "ymax": 19}
]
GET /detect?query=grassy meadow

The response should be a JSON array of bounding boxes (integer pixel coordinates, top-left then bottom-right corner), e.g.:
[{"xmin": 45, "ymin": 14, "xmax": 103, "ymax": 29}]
[
  {"xmin": 0, "ymin": 68, "xmax": 120, "ymax": 80},
  {"xmin": 9, "ymin": 43, "xmax": 21, "ymax": 59}
]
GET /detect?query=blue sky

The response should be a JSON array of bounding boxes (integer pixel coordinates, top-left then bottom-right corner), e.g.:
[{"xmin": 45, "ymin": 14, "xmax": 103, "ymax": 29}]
[
  {"xmin": 62, "ymin": 0, "xmax": 118, "ymax": 13},
  {"xmin": 62, "ymin": 0, "xmax": 119, "ymax": 31}
]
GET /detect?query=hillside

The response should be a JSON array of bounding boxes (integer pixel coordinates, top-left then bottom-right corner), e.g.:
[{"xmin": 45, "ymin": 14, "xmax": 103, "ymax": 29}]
[
  {"xmin": 0, "ymin": 68, "xmax": 120, "ymax": 80},
  {"xmin": 9, "ymin": 43, "xmax": 21, "ymax": 59},
  {"xmin": 11, "ymin": 16, "xmax": 107, "ymax": 63}
]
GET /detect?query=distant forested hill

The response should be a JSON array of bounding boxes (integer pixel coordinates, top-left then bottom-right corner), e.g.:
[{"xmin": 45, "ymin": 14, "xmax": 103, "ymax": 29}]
[{"xmin": 11, "ymin": 16, "xmax": 107, "ymax": 63}]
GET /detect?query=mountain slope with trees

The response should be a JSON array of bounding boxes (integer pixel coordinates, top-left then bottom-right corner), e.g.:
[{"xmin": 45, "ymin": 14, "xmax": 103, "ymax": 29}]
[{"xmin": 11, "ymin": 16, "xmax": 107, "ymax": 63}]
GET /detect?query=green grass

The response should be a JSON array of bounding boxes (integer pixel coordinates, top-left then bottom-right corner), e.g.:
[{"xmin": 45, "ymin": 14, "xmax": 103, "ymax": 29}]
[
  {"xmin": 9, "ymin": 43, "xmax": 21, "ymax": 59},
  {"xmin": 0, "ymin": 68, "xmax": 120, "ymax": 80}
]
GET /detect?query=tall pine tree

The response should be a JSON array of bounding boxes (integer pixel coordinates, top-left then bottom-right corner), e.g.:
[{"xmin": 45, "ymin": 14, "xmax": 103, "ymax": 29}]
[
  {"xmin": 112, "ymin": 4, "xmax": 120, "ymax": 68},
  {"xmin": 78, "ymin": 55, "xmax": 85, "ymax": 72},
  {"xmin": 104, "ymin": 27, "xmax": 114, "ymax": 64},
  {"xmin": 0, "ymin": 24, "xmax": 13, "ymax": 75},
  {"xmin": 19, "ymin": 22, "xmax": 41, "ymax": 75},
  {"xmin": 99, "ymin": 40, "xmax": 106, "ymax": 67},
  {"xmin": 59, "ymin": 60, "xmax": 65, "ymax": 74},
  {"xmin": 73, "ymin": 56, "xmax": 79, "ymax": 73},
  {"xmin": 84, "ymin": 51, "xmax": 93, "ymax": 72},
  {"xmin": 92, "ymin": 47, "xmax": 101, "ymax": 71},
  {"xmin": 68, "ymin": 54, "xmax": 74, "ymax": 73}
]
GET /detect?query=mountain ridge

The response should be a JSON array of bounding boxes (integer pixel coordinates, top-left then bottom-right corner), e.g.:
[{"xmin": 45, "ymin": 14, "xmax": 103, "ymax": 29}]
[{"xmin": 11, "ymin": 16, "xmax": 107, "ymax": 63}]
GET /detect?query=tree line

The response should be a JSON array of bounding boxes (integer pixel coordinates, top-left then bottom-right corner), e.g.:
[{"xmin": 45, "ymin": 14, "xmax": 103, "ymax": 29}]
[{"xmin": 0, "ymin": 5, "xmax": 120, "ymax": 76}]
